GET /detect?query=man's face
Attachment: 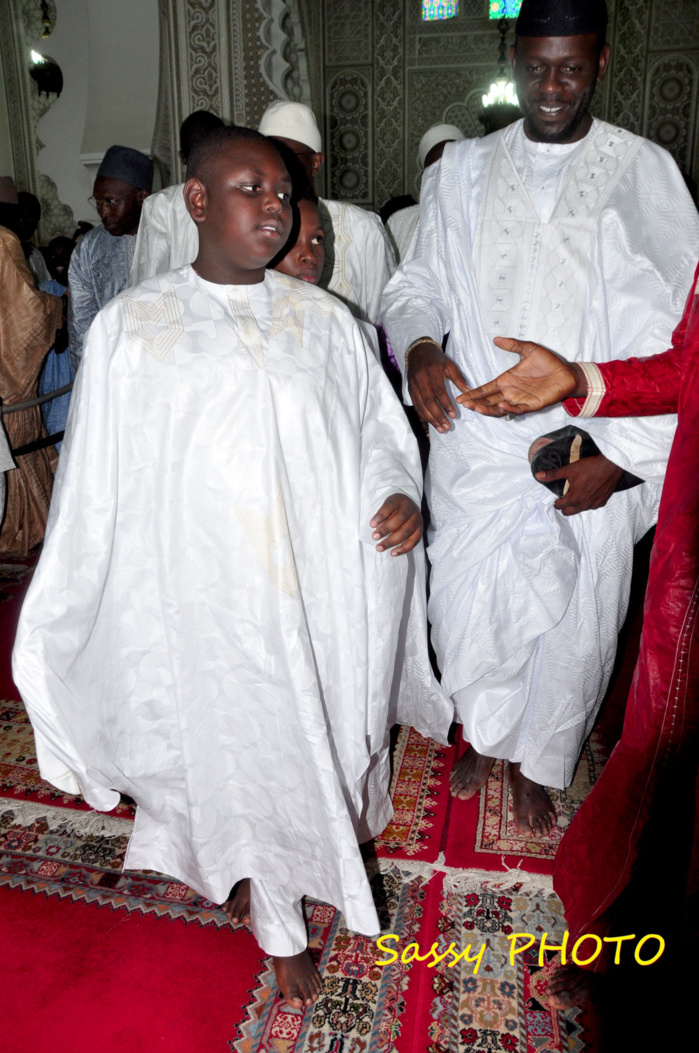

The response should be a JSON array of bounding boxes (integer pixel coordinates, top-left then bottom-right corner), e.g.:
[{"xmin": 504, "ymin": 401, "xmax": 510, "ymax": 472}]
[
  {"xmin": 511, "ymin": 34, "xmax": 609, "ymax": 144},
  {"xmin": 16, "ymin": 197, "xmax": 40, "ymax": 242},
  {"xmin": 185, "ymin": 139, "xmax": 293, "ymax": 284},
  {"xmin": 92, "ymin": 176, "xmax": 146, "ymax": 236},
  {"xmin": 271, "ymin": 136, "xmax": 323, "ymax": 183},
  {"xmin": 274, "ymin": 199, "xmax": 325, "ymax": 285}
]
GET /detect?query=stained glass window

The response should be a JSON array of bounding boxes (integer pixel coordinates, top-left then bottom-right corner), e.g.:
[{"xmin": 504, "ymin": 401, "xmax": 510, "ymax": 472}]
[
  {"xmin": 422, "ymin": 1, "xmax": 459, "ymax": 21},
  {"xmin": 488, "ymin": 1, "xmax": 522, "ymax": 17}
]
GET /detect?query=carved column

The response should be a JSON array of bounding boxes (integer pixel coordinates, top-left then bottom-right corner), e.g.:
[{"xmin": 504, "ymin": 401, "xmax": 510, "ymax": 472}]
[{"xmin": 152, "ymin": 0, "xmax": 313, "ymax": 187}]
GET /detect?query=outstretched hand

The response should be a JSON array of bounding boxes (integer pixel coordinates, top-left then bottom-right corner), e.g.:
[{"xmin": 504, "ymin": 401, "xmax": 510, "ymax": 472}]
[
  {"xmin": 407, "ymin": 342, "xmax": 470, "ymax": 432},
  {"xmin": 371, "ymin": 494, "xmax": 422, "ymax": 555},
  {"xmin": 536, "ymin": 454, "xmax": 624, "ymax": 516},
  {"xmin": 455, "ymin": 337, "xmax": 585, "ymax": 417}
]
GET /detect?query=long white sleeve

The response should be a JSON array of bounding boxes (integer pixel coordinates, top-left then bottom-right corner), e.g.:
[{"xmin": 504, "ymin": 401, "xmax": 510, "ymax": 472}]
[{"xmin": 130, "ymin": 185, "xmax": 199, "ymax": 285}]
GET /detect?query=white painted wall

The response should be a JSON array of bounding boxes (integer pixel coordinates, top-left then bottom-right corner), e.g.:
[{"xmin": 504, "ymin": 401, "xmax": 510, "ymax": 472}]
[
  {"xmin": 34, "ymin": 0, "xmax": 159, "ymax": 228},
  {"xmin": 81, "ymin": 0, "xmax": 160, "ymax": 157},
  {"xmin": 33, "ymin": 0, "xmax": 92, "ymax": 225}
]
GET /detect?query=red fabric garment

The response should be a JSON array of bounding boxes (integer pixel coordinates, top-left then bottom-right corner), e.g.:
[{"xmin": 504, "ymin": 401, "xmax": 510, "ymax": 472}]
[
  {"xmin": 553, "ymin": 263, "xmax": 699, "ymax": 954},
  {"xmin": 564, "ymin": 345, "xmax": 682, "ymax": 418}
]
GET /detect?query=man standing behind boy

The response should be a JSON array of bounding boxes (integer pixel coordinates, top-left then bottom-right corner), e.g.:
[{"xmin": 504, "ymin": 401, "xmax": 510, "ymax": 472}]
[
  {"xmin": 68, "ymin": 145, "xmax": 152, "ymax": 369},
  {"xmin": 14, "ymin": 128, "xmax": 451, "ymax": 1009},
  {"xmin": 130, "ymin": 110, "xmax": 224, "ymax": 285}
]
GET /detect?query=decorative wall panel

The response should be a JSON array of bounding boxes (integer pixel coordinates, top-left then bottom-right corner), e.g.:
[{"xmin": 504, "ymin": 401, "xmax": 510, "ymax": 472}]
[
  {"xmin": 325, "ymin": 0, "xmax": 372, "ymax": 66},
  {"xmin": 152, "ymin": 0, "xmax": 176, "ymax": 186},
  {"xmin": 414, "ymin": 30, "xmax": 494, "ymax": 59},
  {"xmin": 327, "ymin": 71, "xmax": 371, "ymax": 201},
  {"xmin": 607, "ymin": 0, "xmax": 649, "ymax": 134},
  {"xmin": 645, "ymin": 55, "xmax": 698, "ymax": 176},
  {"xmin": 650, "ymin": 0, "xmax": 699, "ymax": 50},
  {"xmin": 186, "ymin": 0, "xmax": 221, "ymax": 113},
  {"xmin": 374, "ymin": 0, "xmax": 406, "ymax": 208}
]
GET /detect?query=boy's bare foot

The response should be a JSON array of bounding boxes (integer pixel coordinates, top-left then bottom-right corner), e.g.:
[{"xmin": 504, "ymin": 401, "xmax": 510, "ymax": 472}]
[
  {"xmin": 449, "ymin": 745, "xmax": 495, "ymax": 799},
  {"xmin": 546, "ymin": 963, "xmax": 599, "ymax": 1009},
  {"xmin": 508, "ymin": 763, "xmax": 557, "ymax": 837},
  {"xmin": 223, "ymin": 878, "xmax": 251, "ymax": 926},
  {"xmin": 273, "ymin": 950, "xmax": 323, "ymax": 1009}
]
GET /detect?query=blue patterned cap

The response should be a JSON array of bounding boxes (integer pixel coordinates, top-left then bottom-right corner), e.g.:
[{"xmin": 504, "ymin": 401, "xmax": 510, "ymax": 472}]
[{"xmin": 97, "ymin": 146, "xmax": 153, "ymax": 192}]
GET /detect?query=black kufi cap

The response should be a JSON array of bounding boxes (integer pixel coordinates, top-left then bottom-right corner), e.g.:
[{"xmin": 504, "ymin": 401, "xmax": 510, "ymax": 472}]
[
  {"xmin": 516, "ymin": 0, "xmax": 608, "ymax": 37},
  {"xmin": 97, "ymin": 145, "xmax": 154, "ymax": 193}
]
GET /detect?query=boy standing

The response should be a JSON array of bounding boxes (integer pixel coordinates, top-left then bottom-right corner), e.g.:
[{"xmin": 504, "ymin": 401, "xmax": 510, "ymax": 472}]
[{"xmin": 13, "ymin": 128, "xmax": 450, "ymax": 1007}]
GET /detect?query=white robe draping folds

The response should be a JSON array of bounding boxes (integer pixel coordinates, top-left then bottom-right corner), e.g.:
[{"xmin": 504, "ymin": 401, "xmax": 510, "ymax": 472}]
[
  {"xmin": 386, "ymin": 204, "xmax": 420, "ymax": 265},
  {"xmin": 13, "ymin": 267, "xmax": 451, "ymax": 955},
  {"xmin": 130, "ymin": 184, "xmax": 197, "ymax": 287},
  {"xmin": 382, "ymin": 119, "xmax": 699, "ymax": 788},
  {"xmin": 318, "ymin": 200, "xmax": 396, "ymax": 324}
]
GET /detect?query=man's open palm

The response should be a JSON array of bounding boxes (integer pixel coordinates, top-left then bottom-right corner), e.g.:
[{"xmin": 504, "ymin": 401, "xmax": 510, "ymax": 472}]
[{"xmin": 456, "ymin": 337, "xmax": 580, "ymax": 416}]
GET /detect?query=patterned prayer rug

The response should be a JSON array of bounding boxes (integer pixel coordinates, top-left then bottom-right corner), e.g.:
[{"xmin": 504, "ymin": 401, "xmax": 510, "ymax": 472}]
[
  {"xmin": 0, "ymin": 698, "xmax": 135, "ymax": 822},
  {"xmin": 376, "ymin": 723, "xmax": 451, "ymax": 860},
  {"xmin": 416, "ymin": 876, "xmax": 600, "ymax": 1053},
  {"xmin": 228, "ymin": 867, "xmax": 598, "ymax": 1053},
  {"xmin": 374, "ymin": 726, "xmax": 608, "ymax": 875},
  {"xmin": 1, "ymin": 711, "xmax": 603, "ymax": 916},
  {"xmin": 0, "ymin": 808, "xmax": 221, "ymax": 925},
  {"xmin": 473, "ymin": 733, "xmax": 609, "ymax": 862},
  {"xmin": 230, "ymin": 867, "xmax": 426, "ymax": 1053}
]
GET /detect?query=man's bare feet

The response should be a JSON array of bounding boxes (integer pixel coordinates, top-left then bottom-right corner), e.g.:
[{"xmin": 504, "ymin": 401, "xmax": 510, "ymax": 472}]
[
  {"xmin": 546, "ymin": 963, "xmax": 599, "ymax": 1009},
  {"xmin": 222, "ymin": 878, "xmax": 251, "ymax": 926},
  {"xmin": 273, "ymin": 950, "xmax": 323, "ymax": 1009},
  {"xmin": 449, "ymin": 745, "xmax": 495, "ymax": 799},
  {"xmin": 508, "ymin": 763, "xmax": 557, "ymax": 837}
]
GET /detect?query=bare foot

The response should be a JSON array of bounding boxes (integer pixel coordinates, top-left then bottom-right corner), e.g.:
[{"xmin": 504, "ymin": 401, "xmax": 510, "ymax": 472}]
[
  {"xmin": 273, "ymin": 950, "xmax": 323, "ymax": 1009},
  {"xmin": 222, "ymin": 878, "xmax": 251, "ymax": 926},
  {"xmin": 546, "ymin": 963, "xmax": 600, "ymax": 1009},
  {"xmin": 508, "ymin": 763, "xmax": 557, "ymax": 837},
  {"xmin": 449, "ymin": 745, "xmax": 495, "ymax": 800}
]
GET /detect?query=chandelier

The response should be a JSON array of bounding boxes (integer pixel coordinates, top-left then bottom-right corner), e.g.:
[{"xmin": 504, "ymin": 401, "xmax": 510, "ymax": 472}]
[{"xmin": 480, "ymin": 15, "xmax": 521, "ymax": 134}]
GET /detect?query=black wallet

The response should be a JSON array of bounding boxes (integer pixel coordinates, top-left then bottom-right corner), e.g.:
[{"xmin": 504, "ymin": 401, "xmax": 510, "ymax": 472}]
[{"xmin": 529, "ymin": 425, "xmax": 643, "ymax": 498}]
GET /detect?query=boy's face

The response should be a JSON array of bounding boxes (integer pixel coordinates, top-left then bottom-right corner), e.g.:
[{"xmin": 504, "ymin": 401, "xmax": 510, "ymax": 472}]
[
  {"xmin": 273, "ymin": 199, "xmax": 325, "ymax": 285},
  {"xmin": 185, "ymin": 140, "xmax": 293, "ymax": 285}
]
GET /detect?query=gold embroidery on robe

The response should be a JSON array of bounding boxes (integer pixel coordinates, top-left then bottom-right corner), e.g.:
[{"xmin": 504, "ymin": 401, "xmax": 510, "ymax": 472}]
[
  {"xmin": 234, "ymin": 486, "xmax": 298, "ymax": 597},
  {"xmin": 123, "ymin": 290, "xmax": 185, "ymax": 360},
  {"xmin": 227, "ymin": 289, "xmax": 265, "ymax": 368}
]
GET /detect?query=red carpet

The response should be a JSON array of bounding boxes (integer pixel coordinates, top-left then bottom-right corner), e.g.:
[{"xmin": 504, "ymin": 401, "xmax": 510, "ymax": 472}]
[{"xmin": 0, "ymin": 883, "xmax": 265, "ymax": 1053}]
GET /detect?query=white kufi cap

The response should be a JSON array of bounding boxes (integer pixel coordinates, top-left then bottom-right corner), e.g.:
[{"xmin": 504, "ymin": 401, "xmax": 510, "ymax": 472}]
[
  {"xmin": 258, "ymin": 101, "xmax": 322, "ymax": 153},
  {"xmin": 418, "ymin": 123, "xmax": 465, "ymax": 169}
]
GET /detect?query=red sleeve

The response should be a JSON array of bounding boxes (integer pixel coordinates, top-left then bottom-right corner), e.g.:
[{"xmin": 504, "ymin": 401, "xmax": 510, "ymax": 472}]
[{"xmin": 564, "ymin": 261, "xmax": 698, "ymax": 419}]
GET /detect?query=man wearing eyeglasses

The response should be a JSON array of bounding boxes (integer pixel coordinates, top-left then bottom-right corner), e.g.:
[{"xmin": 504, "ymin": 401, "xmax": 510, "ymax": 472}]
[{"xmin": 68, "ymin": 145, "xmax": 153, "ymax": 371}]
